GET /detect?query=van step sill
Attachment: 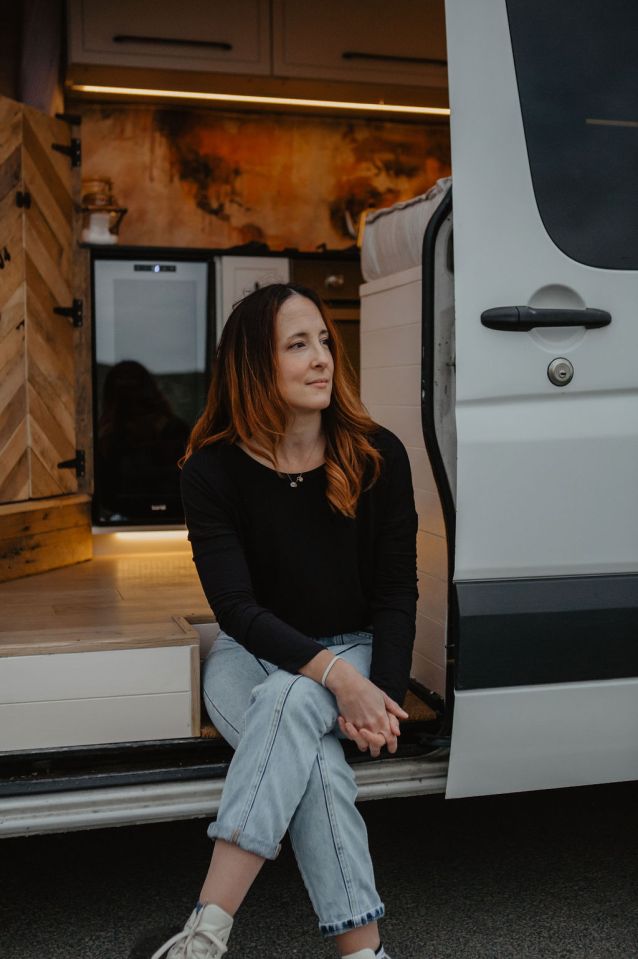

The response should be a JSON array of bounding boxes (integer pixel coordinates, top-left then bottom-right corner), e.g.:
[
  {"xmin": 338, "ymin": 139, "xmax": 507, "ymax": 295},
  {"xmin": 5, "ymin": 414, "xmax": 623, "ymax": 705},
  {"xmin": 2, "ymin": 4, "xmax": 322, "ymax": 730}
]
[
  {"xmin": 0, "ymin": 739, "xmax": 439, "ymax": 798},
  {"xmin": 0, "ymin": 753, "xmax": 449, "ymax": 838}
]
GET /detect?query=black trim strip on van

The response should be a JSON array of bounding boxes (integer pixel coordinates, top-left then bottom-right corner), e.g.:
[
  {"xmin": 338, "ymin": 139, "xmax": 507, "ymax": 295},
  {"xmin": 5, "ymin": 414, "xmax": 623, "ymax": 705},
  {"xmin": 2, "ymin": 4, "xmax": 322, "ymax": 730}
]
[
  {"xmin": 456, "ymin": 573, "xmax": 638, "ymax": 689},
  {"xmin": 420, "ymin": 186, "xmax": 457, "ymax": 721}
]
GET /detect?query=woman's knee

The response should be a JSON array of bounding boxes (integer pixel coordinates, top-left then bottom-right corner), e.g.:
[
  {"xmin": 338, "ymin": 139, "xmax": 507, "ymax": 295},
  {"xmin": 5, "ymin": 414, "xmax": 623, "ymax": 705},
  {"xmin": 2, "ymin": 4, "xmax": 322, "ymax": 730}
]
[
  {"xmin": 248, "ymin": 670, "xmax": 336, "ymax": 732},
  {"xmin": 202, "ymin": 642, "xmax": 267, "ymax": 742}
]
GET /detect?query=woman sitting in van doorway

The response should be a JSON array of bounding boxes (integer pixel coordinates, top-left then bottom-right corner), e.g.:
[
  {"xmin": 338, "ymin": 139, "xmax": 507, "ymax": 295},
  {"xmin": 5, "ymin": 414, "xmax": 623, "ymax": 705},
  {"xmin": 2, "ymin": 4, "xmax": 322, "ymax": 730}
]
[{"xmin": 153, "ymin": 284, "xmax": 418, "ymax": 959}]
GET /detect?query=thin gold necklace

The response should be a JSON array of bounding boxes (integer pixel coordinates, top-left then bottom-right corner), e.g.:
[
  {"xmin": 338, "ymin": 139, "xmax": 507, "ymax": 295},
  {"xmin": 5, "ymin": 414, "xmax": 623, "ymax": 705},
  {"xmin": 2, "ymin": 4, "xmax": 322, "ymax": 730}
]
[{"xmin": 278, "ymin": 434, "xmax": 322, "ymax": 488}]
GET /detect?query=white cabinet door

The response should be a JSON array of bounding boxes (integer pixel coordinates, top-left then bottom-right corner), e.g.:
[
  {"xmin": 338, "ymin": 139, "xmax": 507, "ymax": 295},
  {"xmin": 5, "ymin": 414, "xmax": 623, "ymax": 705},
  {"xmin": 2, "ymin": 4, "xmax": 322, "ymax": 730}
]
[
  {"xmin": 68, "ymin": 0, "xmax": 271, "ymax": 74},
  {"xmin": 272, "ymin": 0, "xmax": 447, "ymax": 88},
  {"xmin": 217, "ymin": 257, "xmax": 290, "ymax": 339}
]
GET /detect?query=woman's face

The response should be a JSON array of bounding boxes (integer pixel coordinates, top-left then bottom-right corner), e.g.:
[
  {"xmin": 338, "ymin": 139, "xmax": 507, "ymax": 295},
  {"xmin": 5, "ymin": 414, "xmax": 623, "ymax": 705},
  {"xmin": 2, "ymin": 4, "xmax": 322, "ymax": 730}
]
[{"xmin": 274, "ymin": 295, "xmax": 334, "ymax": 416}]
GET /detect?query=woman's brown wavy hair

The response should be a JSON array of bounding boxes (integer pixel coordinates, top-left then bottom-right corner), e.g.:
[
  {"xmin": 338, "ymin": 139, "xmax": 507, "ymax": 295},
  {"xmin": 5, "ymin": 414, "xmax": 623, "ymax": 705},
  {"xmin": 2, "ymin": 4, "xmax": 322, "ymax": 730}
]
[{"xmin": 178, "ymin": 283, "xmax": 382, "ymax": 518}]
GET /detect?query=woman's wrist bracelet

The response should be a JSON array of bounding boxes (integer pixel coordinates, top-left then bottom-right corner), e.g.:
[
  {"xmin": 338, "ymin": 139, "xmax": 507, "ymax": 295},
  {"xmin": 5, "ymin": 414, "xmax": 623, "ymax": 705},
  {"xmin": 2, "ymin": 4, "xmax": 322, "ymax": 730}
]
[{"xmin": 320, "ymin": 656, "xmax": 340, "ymax": 688}]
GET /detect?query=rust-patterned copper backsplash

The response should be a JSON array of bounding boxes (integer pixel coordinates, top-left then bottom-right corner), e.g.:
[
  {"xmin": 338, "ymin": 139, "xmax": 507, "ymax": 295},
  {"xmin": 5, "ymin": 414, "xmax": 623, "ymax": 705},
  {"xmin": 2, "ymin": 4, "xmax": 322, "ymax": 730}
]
[{"xmin": 80, "ymin": 105, "xmax": 451, "ymax": 250}]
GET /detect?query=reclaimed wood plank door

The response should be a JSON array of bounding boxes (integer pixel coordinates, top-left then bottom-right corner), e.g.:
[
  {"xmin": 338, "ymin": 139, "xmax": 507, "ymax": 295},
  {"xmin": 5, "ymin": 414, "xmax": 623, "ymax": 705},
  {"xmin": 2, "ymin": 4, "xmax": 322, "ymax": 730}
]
[
  {"xmin": 0, "ymin": 98, "xmax": 29, "ymax": 502},
  {"xmin": 0, "ymin": 96, "xmax": 91, "ymax": 582},
  {"xmin": 0, "ymin": 97, "xmax": 77, "ymax": 504},
  {"xmin": 23, "ymin": 105, "xmax": 77, "ymax": 498}
]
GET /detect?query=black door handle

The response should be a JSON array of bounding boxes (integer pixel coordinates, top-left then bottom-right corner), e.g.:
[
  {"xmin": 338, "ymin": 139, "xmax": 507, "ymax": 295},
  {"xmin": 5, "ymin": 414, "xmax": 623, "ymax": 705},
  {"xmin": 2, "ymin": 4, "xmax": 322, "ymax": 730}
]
[{"xmin": 481, "ymin": 306, "xmax": 611, "ymax": 331}]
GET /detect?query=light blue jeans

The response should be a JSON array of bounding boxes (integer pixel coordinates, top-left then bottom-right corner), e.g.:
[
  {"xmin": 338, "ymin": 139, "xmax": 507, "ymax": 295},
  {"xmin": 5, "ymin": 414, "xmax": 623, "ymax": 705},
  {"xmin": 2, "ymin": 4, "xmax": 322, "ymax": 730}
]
[{"xmin": 201, "ymin": 628, "xmax": 385, "ymax": 938}]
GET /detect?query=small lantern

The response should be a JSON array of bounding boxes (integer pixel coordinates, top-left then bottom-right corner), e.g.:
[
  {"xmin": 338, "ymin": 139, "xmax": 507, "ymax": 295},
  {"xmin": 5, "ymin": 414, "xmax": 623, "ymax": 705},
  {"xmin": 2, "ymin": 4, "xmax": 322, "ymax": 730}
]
[{"xmin": 80, "ymin": 177, "xmax": 128, "ymax": 245}]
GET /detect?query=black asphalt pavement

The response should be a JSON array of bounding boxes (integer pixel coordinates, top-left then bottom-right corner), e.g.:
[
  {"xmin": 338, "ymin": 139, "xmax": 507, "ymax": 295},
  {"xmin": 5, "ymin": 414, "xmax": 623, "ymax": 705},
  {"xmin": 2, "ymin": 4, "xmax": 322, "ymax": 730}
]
[{"xmin": 2, "ymin": 781, "xmax": 637, "ymax": 959}]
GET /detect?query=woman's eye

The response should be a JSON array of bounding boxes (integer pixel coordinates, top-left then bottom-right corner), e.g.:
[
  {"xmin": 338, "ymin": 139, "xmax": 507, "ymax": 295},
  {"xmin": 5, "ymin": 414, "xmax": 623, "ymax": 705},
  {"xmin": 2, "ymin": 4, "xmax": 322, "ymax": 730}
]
[{"xmin": 289, "ymin": 339, "xmax": 330, "ymax": 349}]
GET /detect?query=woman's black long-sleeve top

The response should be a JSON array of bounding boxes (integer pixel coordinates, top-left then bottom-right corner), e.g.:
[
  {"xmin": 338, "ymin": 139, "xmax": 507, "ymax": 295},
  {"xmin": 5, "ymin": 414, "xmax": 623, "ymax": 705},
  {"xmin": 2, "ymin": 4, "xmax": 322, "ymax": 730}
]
[{"xmin": 180, "ymin": 426, "xmax": 419, "ymax": 705}]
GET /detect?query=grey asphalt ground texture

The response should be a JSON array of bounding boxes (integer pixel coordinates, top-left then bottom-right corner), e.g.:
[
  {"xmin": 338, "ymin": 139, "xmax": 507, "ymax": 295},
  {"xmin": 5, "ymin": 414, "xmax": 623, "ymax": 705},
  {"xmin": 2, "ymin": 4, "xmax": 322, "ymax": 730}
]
[{"xmin": 1, "ymin": 781, "xmax": 637, "ymax": 959}]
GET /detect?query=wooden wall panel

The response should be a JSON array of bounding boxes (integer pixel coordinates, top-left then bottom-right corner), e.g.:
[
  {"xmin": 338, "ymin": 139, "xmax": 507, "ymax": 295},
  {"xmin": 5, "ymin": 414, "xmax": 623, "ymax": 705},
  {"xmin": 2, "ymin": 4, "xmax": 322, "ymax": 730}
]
[
  {"xmin": 0, "ymin": 494, "xmax": 92, "ymax": 582},
  {"xmin": 0, "ymin": 97, "xmax": 22, "ymax": 175}
]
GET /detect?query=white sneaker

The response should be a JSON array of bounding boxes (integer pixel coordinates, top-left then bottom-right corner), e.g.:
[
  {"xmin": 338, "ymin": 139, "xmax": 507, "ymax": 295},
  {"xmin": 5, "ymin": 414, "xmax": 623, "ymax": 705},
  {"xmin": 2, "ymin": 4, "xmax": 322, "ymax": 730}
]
[
  {"xmin": 343, "ymin": 949, "xmax": 392, "ymax": 959},
  {"xmin": 343, "ymin": 950, "xmax": 391, "ymax": 959},
  {"xmin": 151, "ymin": 903, "xmax": 233, "ymax": 959}
]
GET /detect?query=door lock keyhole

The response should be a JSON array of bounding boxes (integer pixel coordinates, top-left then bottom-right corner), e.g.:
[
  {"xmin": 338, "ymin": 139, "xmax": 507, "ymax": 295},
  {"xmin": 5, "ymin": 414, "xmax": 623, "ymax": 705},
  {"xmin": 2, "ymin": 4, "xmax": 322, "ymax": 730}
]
[{"xmin": 547, "ymin": 357, "xmax": 574, "ymax": 387}]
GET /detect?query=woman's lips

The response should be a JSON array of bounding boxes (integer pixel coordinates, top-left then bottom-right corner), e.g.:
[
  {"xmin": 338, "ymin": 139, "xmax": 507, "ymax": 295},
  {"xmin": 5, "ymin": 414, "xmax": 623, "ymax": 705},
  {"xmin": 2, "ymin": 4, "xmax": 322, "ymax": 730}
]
[{"xmin": 308, "ymin": 380, "xmax": 329, "ymax": 387}]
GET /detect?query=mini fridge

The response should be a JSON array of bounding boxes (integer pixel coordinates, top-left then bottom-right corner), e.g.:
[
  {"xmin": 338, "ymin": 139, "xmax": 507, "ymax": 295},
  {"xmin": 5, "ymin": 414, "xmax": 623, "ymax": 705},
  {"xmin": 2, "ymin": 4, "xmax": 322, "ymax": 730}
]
[{"xmin": 91, "ymin": 251, "xmax": 214, "ymax": 527}]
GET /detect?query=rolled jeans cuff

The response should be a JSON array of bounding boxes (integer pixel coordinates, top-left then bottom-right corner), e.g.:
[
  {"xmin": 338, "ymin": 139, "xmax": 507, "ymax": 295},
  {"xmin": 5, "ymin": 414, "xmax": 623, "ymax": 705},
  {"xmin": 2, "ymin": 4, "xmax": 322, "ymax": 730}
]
[
  {"xmin": 207, "ymin": 820, "xmax": 282, "ymax": 860},
  {"xmin": 319, "ymin": 902, "xmax": 385, "ymax": 938}
]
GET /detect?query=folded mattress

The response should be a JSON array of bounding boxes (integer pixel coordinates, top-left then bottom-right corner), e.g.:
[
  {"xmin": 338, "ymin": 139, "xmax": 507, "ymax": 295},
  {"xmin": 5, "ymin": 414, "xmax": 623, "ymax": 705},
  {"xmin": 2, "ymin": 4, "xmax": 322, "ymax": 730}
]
[{"xmin": 361, "ymin": 176, "xmax": 452, "ymax": 281}]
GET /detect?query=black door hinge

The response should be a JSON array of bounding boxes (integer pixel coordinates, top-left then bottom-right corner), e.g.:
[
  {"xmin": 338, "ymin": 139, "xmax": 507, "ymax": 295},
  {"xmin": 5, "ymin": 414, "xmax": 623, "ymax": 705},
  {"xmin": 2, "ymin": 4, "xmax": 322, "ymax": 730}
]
[
  {"xmin": 55, "ymin": 113, "xmax": 82, "ymax": 127},
  {"xmin": 57, "ymin": 449, "xmax": 86, "ymax": 479},
  {"xmin": 53, "ymin": 299, "xmax": 84, "ymax": 327},
  {"xmin": 51, "ymin": 138, "xmax": 81, "ymax": 167},
  {"xmin": 16, "ymin": 190, "xmax": 31, "ymax": 209}
]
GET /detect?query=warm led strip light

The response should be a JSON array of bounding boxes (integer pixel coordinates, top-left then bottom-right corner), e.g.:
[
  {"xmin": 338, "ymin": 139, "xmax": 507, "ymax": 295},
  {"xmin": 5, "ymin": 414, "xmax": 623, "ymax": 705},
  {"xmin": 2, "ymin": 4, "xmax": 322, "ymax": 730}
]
[
  {"xmin": 70, "ymin": 83, "xmax": 450, "ymax": 117},
  {"xmin": 109, "ymin": 531, "xmax": 187, "ymax": 541}
]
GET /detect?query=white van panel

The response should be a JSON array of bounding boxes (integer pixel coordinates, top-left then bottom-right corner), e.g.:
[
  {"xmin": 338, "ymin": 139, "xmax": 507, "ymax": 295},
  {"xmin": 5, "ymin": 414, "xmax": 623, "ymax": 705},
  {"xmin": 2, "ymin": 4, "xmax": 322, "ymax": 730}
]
[
  {"xmin": 456, "ymin": 393, "xmax": 638, "ymax": 579},
  {"xmin": 446, "ymin": 0, "xmax": 638, "ymax": 581},
  {"xmin": 446, "ymin": 678, "xmax": 638, "ymax": 798},
  {"xmin": 445, "ymin": 0, "xmax": 638, "ymax": 796}
]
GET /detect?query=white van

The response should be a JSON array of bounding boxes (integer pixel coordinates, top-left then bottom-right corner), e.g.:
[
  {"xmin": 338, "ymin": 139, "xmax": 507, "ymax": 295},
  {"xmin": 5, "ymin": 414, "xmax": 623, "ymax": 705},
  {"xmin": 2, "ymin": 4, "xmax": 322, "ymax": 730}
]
[
  {"xmin": 360, "ymin": 0, "xmax": 637, "ymax": 800},
  {"xmin": 1, "ymin": 0, "xmax": 636, "ymax": 835}
]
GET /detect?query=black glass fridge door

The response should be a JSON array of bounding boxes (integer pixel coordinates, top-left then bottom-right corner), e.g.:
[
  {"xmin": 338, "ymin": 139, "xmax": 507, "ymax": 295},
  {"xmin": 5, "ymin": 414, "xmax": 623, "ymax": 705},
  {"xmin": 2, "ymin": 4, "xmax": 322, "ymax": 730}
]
[{"xmin": 93, "ymin": 257, "xmax": 210, "ymax": 526}]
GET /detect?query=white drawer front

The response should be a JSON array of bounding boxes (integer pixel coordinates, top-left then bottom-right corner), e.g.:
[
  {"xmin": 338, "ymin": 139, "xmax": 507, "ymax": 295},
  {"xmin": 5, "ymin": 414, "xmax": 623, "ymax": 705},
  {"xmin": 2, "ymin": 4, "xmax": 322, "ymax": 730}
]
[
  {"xmin": 0, "ymin": 692, "xmax": 193, "ymax": 751},
  {"xmin": 0, "ymin": 646, "xmax": 192, "ymax": 705}
]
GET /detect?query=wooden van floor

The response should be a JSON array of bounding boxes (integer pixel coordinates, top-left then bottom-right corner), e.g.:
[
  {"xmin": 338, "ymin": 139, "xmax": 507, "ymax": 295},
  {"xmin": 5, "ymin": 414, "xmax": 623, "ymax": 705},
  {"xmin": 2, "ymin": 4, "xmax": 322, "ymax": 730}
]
[
  {"xmin": 0, "ymin": 537, "xmax": 438, "ymax": 738},
  {"xmin": 0, "ymin": 538, "xmax": 210, "ymax": 657}
]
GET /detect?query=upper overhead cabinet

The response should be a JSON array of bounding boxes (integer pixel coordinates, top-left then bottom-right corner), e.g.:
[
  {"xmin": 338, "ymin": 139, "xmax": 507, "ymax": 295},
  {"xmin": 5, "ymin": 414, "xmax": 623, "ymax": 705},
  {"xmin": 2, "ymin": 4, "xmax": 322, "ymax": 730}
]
[
  {"xmin": 68, "ymin": 0, "xmax": 447, "ymax": 88},
  {"xmin": 272, "ymin": 0, "xmax": 448, "ymax": 88},
  {"xmin": 67, "ymin": 0, "xmax": 271, "ymax": 75}
]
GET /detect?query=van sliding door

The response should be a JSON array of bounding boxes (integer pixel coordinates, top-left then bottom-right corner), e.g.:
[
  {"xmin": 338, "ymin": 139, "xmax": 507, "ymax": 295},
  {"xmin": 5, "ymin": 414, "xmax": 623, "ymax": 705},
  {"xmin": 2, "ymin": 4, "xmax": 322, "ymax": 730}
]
[{"xmin": 444, "ymin": 0, "xmax": 638, "ymax": 797}]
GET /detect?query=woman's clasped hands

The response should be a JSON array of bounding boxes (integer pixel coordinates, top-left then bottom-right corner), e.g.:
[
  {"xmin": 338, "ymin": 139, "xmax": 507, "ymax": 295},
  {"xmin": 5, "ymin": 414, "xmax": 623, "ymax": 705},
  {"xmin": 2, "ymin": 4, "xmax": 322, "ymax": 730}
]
[{"xmin": 324, "ymin": 659, "xmax": 409, "ymax": 759}]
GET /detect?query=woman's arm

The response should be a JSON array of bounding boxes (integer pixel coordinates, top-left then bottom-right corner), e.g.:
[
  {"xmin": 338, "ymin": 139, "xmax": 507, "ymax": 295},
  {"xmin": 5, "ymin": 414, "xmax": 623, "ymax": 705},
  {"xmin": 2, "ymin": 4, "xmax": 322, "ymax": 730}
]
[
  {"xmin": 368, "ymin": 432, "xmax": 419, "ymax": 707},
  {"xmin": 327, "ymin": 433, "xmax": 418, "ymax": 757},
  {"xmin": 306, "ymin": 432, "xmax": 418, "ymax": 756},
  {"xmin": 298, "ymin": 652, "xmax": 407, "ymax": 758}
]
